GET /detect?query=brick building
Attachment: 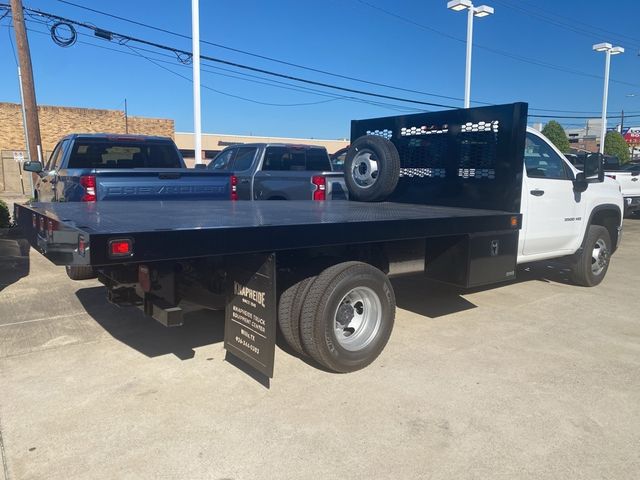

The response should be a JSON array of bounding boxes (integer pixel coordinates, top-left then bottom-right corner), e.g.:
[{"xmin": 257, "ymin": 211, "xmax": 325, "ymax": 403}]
[{"xmin": 0, "ymin": 102, "xmax": 174, "ymax": 193}]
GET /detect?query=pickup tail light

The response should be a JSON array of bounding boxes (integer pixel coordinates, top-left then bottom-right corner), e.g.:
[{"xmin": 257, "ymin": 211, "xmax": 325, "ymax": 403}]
[
  {"xmin": 312, "ymin": 175, "xmax": 326, "ymax": 201},
  {"xmin": 80, "ymin": 175, "xmax": 97, "ymax": 202},
  {"xmin": 230, "ymin": 175, "xmax": 238, "ymax": 201}
]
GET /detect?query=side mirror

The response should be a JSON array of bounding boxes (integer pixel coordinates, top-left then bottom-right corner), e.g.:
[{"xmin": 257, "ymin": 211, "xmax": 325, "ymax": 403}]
[
  {"xmin": 583, "ymin": 153, "xmax": 604, "ymax": 182},
  {"xmin": 573, "ymin": 172, "xmax": 588, "ymax": 193},
  {"xmin": 23, "ymin": 161, "xmax": 43, "ymax": 173}
]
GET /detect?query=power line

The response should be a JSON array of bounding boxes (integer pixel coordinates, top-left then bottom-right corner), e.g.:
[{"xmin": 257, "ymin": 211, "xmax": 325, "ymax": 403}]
[
  {"xmin": 55, "ymin": 0, "xmax": 475, "ymax": 105},
  {"xmin": 5, "ymin": 4, "xmax": 633, "ymax": 119},
  {"xmin": 355, "ymin": 0, "xmax": 639, "ymax": 89},
  {"xmin": 492, "ymin": 0, "xmax": 640, "ymax": 51},
  {"xmin": 15, "ymin": 4, "xmax": 460, "ymax": 110},
  {"xmin": 3, "ymin": 12, "xmax": 18, "ymax": 65},
  {"xmin": 52, "ymin": 0, "xmax": 617, "ymax": 115},
  {"xmin": 40, "ymin": 2, "xmax": 624, "ymax": 116},
  {"xmin": 6, "ymin": 21, "xmax": 427, "ymax": 114}
]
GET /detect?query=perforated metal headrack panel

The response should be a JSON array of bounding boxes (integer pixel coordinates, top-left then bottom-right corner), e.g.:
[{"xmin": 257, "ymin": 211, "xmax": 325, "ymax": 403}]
[{"xmin": 350, "ymin": 103, "xmax": 528, "ymax": 212}]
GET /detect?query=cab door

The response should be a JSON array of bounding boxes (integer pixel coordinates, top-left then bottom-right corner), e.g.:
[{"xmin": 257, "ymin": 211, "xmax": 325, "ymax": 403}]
[
  {"xmin": 36, "ymin": 141, "xmax": 65, "ymax": 202},
  {"xmin": 520, "ymin": 131, "xmax": 586, "ymax": 256}
]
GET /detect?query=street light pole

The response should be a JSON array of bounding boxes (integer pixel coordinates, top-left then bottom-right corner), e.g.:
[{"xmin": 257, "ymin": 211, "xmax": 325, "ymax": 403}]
[
  {"xmin": 464, "ymin": 7, "xmax": 474, "ymax": 109},
  {"xmin": 192, "ymin": 0, "xmax": 202, "ymax": 165},
  {"xmin": 447, "ymin": 0, "xmax": 494, "ymax": 109},
  {"xmin": 593, "ymin": 42, "xmax": 624, "ymax": 154}
]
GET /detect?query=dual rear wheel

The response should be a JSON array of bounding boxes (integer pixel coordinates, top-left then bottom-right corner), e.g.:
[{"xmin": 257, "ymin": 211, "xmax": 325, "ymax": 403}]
[{"xmin": 278, "ymin": 262, "xmax": 396, "ymax": 373}]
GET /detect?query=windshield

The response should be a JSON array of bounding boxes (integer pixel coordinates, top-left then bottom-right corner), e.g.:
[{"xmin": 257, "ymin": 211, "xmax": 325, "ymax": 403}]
[{"xmin": 67, "ymin": 139, "xmax": 183, "ymax": 169}]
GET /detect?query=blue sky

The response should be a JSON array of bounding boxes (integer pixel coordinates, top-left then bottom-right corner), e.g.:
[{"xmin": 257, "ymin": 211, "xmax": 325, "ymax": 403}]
[{"xmin": 1, "ymin": 0, "xmax": 639, "ymax": 139}]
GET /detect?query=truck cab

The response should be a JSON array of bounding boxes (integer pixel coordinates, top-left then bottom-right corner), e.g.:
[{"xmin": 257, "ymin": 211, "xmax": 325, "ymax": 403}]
[{"xmin": 518, "ymin": 127, "xmax": 623, "ymax": 271}]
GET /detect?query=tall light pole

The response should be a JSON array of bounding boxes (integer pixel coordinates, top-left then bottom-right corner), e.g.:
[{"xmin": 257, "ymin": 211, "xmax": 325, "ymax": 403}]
[
  {"xmin": 447, "ymin": 0, "xmax": 494, "ymax": 108},
  {"xmin": 593, "ymin": 42, "xmax": 624, "ymax": 154},
  {"xmin": 192, "ymin": 0, "xmax": 202, "ymax": 165}
]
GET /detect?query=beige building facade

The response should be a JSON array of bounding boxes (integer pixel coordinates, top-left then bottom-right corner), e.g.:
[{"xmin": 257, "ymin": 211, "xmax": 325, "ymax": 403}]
[{"xmin": 0, "ymin": 102, "xmax": 174, "ymax": 193}]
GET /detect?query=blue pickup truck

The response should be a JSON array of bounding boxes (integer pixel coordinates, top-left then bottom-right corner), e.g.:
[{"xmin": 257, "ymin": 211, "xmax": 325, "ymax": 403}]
[
  {"xmin": 23, "ymin": 133, "xmax": 235, "ymax": 279},
  {"xmin": 24, "ymin": 134, "xmax": 234, "ymax": 202}
]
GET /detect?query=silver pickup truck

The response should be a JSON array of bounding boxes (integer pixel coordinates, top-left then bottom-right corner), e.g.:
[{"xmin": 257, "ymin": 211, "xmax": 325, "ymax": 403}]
[{"xmin": 207, "ymin": 143, "xmax": 347, "ymax": 200}]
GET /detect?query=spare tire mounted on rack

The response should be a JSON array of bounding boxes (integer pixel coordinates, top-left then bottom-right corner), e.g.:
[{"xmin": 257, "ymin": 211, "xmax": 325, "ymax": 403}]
[{"xmin": 344, "ymin": 135, "xmax": 401, "ymax": 202}]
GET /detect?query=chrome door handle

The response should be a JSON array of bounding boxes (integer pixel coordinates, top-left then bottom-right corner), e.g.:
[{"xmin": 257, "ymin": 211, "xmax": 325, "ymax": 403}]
[{"xmin": 530, "ymin": 189, "xmax": 545, "ymax": 196}]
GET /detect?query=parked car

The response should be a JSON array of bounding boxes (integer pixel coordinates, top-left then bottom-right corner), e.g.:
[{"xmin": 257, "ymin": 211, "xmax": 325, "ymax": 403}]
[
  {"xmin": 207, "ymin": 143, "xmax": 347, "ymax": 200},
  {"xmin": 605, "ymin": 163, "xmax": 640, "ymax": 216},
  {"xmin": 23, "ymin": 133, "xmax": 235, "ymax": 280},
  {"xmin": 25, "ymin": 134, "xmax": 235, "ymax": 203}
]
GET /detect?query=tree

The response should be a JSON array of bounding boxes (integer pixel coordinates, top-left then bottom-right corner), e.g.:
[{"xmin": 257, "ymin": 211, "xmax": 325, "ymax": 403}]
[
  {"xmin": 604, "ymin": 130, "xmax": 630, "ymax": 164},
  {"xmin": 541, "ymin": 121, "xmax": 571, "ymax": 153}
]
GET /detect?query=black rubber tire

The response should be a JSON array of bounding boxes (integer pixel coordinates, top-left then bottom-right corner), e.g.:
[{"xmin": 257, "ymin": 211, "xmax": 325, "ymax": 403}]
[
  {"xmin": 570, "ymin": 225, "xmax": 612, "ymax": 287},
  {"xmin": 344, "ymin": 135, "xmax": 400, "ymax": 202},
  {"xmin": 300, "ymin": 261, "xmax": 395, "ymax": 373},
  {"xmin": 65, "ymin": 265, "xmax": 97, "ymax": 280},
  {"xmin": 278, "ymin": 275, "xmax": 316, "ymax": 356}
]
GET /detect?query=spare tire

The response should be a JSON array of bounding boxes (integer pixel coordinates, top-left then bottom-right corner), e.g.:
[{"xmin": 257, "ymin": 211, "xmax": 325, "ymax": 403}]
[{"xmin": 344, "ymin": 135, "xmax": 400, "ymax": 202}]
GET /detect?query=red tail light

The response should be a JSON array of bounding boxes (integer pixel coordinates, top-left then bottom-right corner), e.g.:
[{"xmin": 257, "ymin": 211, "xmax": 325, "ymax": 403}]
[
  {"xmin": 312, "ymin": 175, "xmax": 326, "ymax": 201},
  {"xmin": 108, "ymin": 238, "xmax": 133, "ymax": 257},
  {"xmin": 80, "ymin": 175, "xmax": 97, "ymax": 202},
  {"xmin": 606, "ymin": 174, "xmax": 616, "ymax": 180},
  {"xmin": 230, "ymin": 175, "xmax": 238, "ymax": 201}
]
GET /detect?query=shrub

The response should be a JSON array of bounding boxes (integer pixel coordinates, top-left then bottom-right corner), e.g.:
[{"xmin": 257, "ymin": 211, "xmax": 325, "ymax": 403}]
[
  {"xmin": 0, "ymin": 199, "xmax": 11, "ymax": 228},
  {"xmin": 604, "ymin": 130, "xmax": 630, "ymax": 164}
]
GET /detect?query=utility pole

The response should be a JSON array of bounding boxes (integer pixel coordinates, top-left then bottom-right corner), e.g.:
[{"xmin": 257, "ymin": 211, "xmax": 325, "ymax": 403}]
[
  {"xmin": 620, "ymin": 109, "xmax": 624, "ymax": 133},
  {"xmin": 124, "ymin": 98, "xmax": 129, "ymax": 133},
  {"xmin": 10, "ymin": 0, "xmax": 42, "ymax": 168}
]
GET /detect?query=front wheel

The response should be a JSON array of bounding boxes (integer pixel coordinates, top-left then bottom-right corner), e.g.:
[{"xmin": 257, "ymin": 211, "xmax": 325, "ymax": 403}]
[
  {"xmin": 300, "ymin": 262, "xmax": 395, "ymax": 373},
  {"xmin": 570, "ymin": 225, "xmax": 611, "ymax": 287}
]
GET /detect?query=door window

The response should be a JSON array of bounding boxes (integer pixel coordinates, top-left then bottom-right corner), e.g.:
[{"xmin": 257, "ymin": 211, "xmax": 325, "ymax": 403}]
[
  {"xmin": 524, "ymin": 133, "xmax": 570, "ymax": 180},
  {"xmin": 232, "ymin": 147, "xmax": 258, "ymax": 171},
  {"xmin": 209, "ymin": 148, "xmax": 235, "ymax": 170},
  {"xmin": 46, "ymin": 142, "xmax": 64, "ymax": 170}
]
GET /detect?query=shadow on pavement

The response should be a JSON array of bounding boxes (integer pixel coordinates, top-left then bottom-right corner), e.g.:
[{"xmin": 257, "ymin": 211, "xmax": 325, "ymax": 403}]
[
  {"xmin": 0, "ymin": 229, "xmax": 30, "ymax": 293},
  {"xmin": 74, "ymin": 258, "xmax": 578, "ymax": 367},
  {"xmin": 76, "ymin": 286, "xmax": 225, "ymax": 360},
  {"xmin": 391, "ymin": 260, "xmax": 577, "ymax": 319}
]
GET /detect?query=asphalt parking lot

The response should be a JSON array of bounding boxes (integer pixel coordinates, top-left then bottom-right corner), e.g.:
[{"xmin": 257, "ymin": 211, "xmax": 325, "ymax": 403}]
[{"xmin": 1, "ymin": 220, "xmax": 639, "ymax": 480}]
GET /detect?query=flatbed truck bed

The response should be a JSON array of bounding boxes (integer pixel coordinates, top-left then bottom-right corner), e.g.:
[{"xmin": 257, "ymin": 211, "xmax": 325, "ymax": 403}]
[{"xmin": 18, "ymin": 200, "xmax": 520, "ymax": 266}]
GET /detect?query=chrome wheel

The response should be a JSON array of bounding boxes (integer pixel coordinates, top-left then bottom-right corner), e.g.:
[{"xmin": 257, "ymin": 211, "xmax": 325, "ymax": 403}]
[
  {"xmin": 351, "ymin": 150, "xmax": 379, "ymax": 189},
  {"xmin": 334, "ymin": 286, "xmax": 382, "ymax": 351},
  {"xmin": 591, "ymin": 238, "xmax": 609, "ymax": 276}
]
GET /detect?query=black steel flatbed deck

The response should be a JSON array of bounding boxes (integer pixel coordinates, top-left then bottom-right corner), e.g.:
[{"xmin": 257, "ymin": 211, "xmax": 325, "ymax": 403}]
[{"xmin": 17, "ymin": 200, "xmax": 520, "ymax": 266}]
